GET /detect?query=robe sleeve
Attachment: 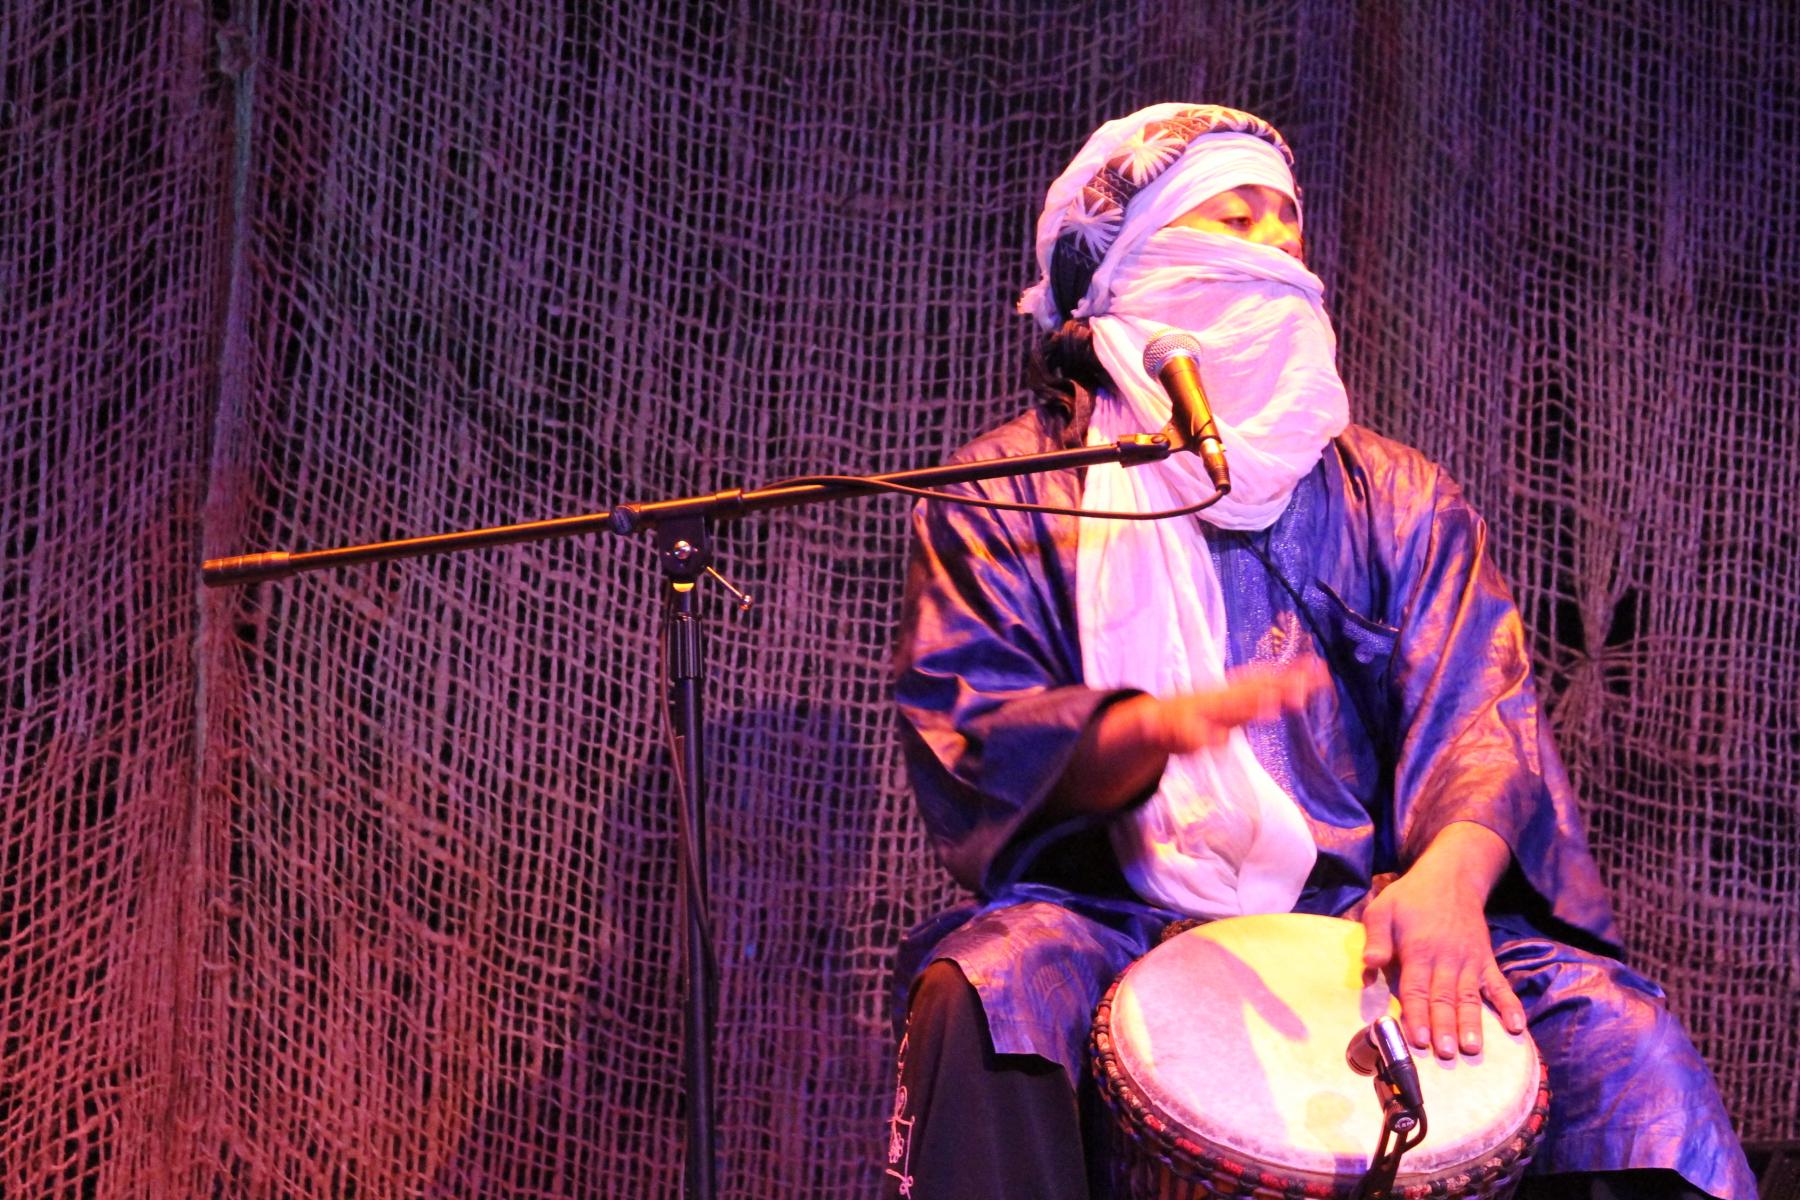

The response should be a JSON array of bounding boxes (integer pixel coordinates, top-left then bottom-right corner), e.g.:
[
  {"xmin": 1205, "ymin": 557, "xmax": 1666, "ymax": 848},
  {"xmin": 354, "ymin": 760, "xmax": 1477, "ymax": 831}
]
[
  {"xmin": 1387, "ymin": 467, "xmax": 1620, "ymax": 950},
  {"xmin": 893, "ymin": 467, "xmax": 1140, "ymax": 897}
]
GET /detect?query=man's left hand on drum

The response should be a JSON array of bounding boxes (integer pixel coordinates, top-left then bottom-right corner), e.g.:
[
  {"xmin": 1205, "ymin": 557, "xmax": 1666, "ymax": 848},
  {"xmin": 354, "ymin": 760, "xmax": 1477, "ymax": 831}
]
[{"xmin": 1359, "ymin": 821, "xmax": 1530, "ymax": 1059}]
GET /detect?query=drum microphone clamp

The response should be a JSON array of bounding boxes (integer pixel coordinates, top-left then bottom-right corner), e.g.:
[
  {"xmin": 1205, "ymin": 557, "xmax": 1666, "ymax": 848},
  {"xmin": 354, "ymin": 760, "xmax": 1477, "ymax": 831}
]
[{"xmin": 1347, "ymin": 1016, "xmax": 1430, "ymax": 1200}]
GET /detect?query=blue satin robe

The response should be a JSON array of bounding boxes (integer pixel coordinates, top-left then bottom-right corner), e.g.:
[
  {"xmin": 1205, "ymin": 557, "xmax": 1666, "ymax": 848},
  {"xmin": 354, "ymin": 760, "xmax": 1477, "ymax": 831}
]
[{"xmin": 892, "ymin": 397, "xmax": 1754, "ymax": 1199}]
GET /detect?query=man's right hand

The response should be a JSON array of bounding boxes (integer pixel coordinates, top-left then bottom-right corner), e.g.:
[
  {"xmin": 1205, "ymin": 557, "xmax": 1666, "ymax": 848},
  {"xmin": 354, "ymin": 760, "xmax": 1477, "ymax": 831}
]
[
  {"xmin": 1049, "ymin": 657, "xmax": 1329, "ymax": 816},
  {"xmin": 1135, "ymin": 658, "xmax": 1328, "ymax": 754}
]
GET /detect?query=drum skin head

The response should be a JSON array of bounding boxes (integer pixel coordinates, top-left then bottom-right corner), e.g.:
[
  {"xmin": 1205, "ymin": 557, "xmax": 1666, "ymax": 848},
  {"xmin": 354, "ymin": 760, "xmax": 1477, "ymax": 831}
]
[{"xmin": 1106, "ymin": 913, "xmax": 1541, "ymax": 1182}]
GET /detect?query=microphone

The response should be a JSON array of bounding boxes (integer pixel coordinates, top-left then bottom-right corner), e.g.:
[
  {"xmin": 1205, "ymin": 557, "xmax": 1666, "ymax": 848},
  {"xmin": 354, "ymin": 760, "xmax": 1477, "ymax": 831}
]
[
  {"xmin": 1346, "ymin": 1015, "xmax": 1426, "ymax": 1126},
  {"xmin": 1142, "ymin": 331, "xmax": 1230, "ymax": 494}
]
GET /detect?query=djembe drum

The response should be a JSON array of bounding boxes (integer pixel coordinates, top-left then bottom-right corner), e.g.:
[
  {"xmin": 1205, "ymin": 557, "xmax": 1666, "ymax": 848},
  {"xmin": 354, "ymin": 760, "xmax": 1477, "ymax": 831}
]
[{"xmin": 1092, "ymin": 914, "xmax": 1549, "ymax": 1199}]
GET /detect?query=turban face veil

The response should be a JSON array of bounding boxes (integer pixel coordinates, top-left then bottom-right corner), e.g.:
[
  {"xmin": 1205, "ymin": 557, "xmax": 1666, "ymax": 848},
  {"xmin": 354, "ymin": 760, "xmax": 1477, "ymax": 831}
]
[{"xmin": 1019, "ymin": 104, "xmax": 1350, "ymax": 918}]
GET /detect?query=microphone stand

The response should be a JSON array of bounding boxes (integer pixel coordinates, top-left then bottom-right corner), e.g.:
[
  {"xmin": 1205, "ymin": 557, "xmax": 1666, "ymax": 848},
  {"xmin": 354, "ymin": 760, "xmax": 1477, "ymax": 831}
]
[{"xmin": 204, "ymin": 433, "xmax": 1173, "ymax": 1200}]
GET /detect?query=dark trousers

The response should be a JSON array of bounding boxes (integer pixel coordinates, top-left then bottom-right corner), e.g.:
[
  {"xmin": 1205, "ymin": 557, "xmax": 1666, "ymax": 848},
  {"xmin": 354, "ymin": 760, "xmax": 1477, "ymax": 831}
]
[{"xmin": 881, "ymin": 962, "xmax": 1709, "ymax": 1200}]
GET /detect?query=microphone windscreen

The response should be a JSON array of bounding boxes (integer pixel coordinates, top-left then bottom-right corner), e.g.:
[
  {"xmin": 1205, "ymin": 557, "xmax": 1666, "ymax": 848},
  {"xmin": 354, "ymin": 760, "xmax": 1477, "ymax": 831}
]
[{"xmin": 1142, "ymin": 330, "xmax": 1203, "ymax": 378}]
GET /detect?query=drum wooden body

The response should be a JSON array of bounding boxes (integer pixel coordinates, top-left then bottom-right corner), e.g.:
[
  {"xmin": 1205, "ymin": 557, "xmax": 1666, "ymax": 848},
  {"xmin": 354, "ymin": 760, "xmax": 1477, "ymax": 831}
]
[{"xmin": 1092, "ymin": 914, "xmax": 1549, "ymax": 1199}]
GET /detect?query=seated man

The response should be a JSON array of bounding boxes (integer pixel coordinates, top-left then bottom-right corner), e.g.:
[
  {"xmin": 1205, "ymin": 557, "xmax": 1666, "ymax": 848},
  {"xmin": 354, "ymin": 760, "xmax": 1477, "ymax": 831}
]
[{"xmin": 884, "ymin": 103, "xmax": 1753, "ymax": 1200}]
